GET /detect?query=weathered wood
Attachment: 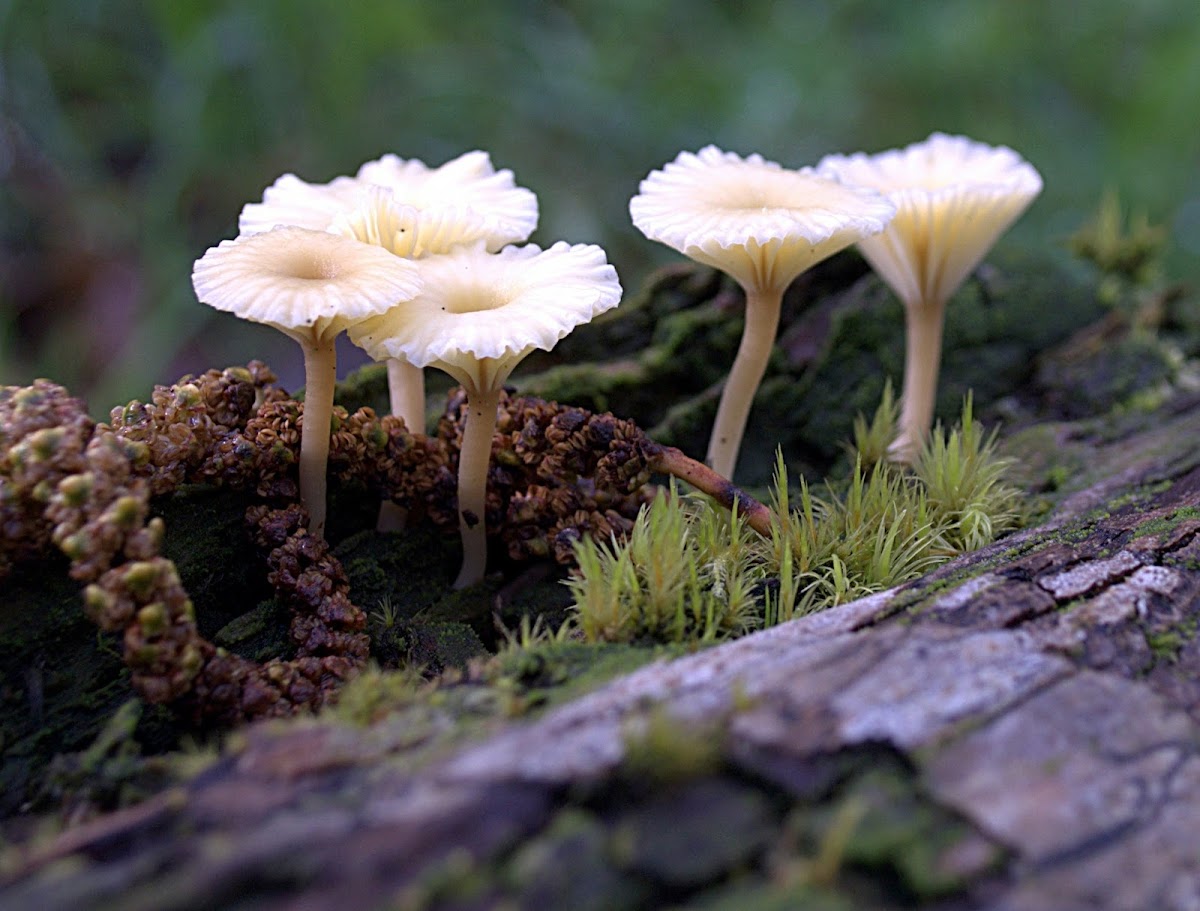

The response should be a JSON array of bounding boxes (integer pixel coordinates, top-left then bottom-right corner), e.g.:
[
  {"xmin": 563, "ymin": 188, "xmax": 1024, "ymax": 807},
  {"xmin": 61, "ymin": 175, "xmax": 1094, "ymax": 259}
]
[{"xmin": 5, "ymin": 396, "xmax": 1200, "ymax": 909}]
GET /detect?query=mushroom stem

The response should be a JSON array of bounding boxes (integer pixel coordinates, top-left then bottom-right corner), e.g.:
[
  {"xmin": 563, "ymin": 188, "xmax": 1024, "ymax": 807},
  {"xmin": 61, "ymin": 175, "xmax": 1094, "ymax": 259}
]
[
  {"xmin": 387, "ymin": 357, "xmax": 426, "ymax": 433},
  {"xmin": 453, "ymin": 383, "xmax": 503, "ymax": 589},
  {"xmin": 376, "ymin": 357, "xmax": 426, "ymax": 533},
  {"xmin": 649, "ymin": 444, "xmax": 774, "ymax": 537},
  {"xmin": 299, "ymin": 335, "xmax": 337, "ymax": 540},
  {"xmin": 890, "ymin": 297, "xmax": 948, "ymax": 464},
  {"xmin": 706, "ymin": 285, "xmax": 783, "ymax": 480}
]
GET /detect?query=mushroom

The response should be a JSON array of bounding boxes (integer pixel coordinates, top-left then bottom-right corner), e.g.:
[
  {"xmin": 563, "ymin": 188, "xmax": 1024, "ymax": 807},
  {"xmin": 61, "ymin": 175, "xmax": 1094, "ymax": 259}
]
[
  {"xmin": 241, "ymin": 152, "xmax": 537, "ymax": 531},
  {"xmin": 239, "ymin": 151, "xmax": 537, "ymax": 434},
  {"xmin": 818, "ymin": 133, "xmax": 1042, "ymax": 462},
  {"xmin": 349, "ymin": 241, "xmax": 622, "ymax": 588},
  {"xmin": 192, "ymin": 226, "xmax": 422, "ymax": 538},
  {"xmin": 630, "ymin": 146, "xmax": 896, "ymax": 479}
]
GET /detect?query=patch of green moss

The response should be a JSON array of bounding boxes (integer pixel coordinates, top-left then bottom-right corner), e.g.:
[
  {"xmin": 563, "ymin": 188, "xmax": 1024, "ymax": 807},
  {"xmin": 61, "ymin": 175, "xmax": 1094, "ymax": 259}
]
[
  {"xmin": 1132, "ymin": 506, "xmax": 1200, "ymax": 540},
  {"xmin": 620, "ymin": 708, "xmax": 726, "ymax": 789},
  {"xmin": 331, "ymin": 361, "xmax": 389, "ymax": 416},
  {"xmin": 490, "ymin": 641, "xmax": 681, "ymax": 714},
  {"xmin": 797, "ymin": 761, "xmax": 1007, "ymax": 901},
  {"xmin": 1144, "ymin": 617, "xmax": 1199, "ymax": 666},
  {"xmin": 335, "ymin": 526, "xmax": 459, "ymax": 624}
]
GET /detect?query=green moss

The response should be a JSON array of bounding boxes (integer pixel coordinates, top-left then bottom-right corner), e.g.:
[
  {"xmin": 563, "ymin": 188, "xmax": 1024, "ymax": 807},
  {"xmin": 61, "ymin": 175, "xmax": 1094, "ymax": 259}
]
[
  {"xmin": 1132, "ymin": 506, "xmax": 1200, "ymax": 540},
  {"xmin": 156, "ymin": 485, "xmax": 275, "ymax": 642},
  {"xmin": 490, "ymin": 641, "xmax": 681, "ymax": 714},
  {"xmin": 620, "ymin": 708, "xmax": 726, "ymax": 788},
  {"xmin": 799, "ymin": 762, "xmax": 1006, "ymax": 900},
  {"xmin": 1068, "ymin": 190, "xmax": 1168, "ymax": 287},
  {"xmin": 1144, "ymin": 617, "xmax": 1199, "ymax": 665},
  {"xmin": 1146, "ymin": 629, "xmax": 1187, "ymax": 664},
  {"xmin": 325, "ymin": 664, "xmax": 428, "ymax": 727},
  {"xmin": 569, "ymin": 395, "xmax": 1026, "ymax": 643}
]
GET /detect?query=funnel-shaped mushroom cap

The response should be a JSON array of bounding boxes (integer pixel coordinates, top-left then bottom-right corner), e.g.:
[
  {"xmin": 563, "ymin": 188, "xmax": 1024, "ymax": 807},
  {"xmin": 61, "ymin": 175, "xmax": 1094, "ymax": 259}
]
[
  {"xmin": 349, "ymin": 241, "xmax": 621, "ymax": 391},
  {"xmin": 192, "ymin": 226, "xmax": 422, "ymax": 343},
  {"xmin": 817, "ymin": 133, "xmax": 1043, "ymax": 308},
  {"xmin": 239, "ymin": 151, "xmax": 538, "ymax": 257},
  {"xmin": 630, "ymin": 146, "xmax": 896, "ymax": 292}
]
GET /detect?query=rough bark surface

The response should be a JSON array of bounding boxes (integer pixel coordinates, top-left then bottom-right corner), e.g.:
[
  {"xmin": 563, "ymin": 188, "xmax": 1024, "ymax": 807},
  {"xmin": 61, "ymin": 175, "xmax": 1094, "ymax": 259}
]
[{"xmin": 6, "ymin": 396, "xmax": 1200, "ymax": 910}]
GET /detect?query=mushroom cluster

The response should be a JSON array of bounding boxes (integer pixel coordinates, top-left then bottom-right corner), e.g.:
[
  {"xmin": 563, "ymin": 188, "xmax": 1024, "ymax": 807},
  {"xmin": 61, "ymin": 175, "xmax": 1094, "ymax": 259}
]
[
  {"xmin": 193, "ymin": 133, "xmax": 1040, "ymax": 590},
  {"xmin": 237, "ymin": 152, "xmax": 540, "ymax": 531},
  {"xmin": 195, "ymin": 150, "xmax": 620, "ymax": 588},
  {"xmin": 240, "ymin": 150, "xmax": 538, "ymax": 442},
  {"xmin": 630, "ymin": 147, "xmax": 896, "ymax": 479}
]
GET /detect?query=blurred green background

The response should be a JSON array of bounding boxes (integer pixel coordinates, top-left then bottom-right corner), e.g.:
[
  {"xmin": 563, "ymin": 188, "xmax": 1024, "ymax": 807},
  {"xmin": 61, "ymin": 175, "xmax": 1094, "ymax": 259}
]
[{"xmin": 2, "ymin": 0, "xmax": 1199, "ymax": 410}]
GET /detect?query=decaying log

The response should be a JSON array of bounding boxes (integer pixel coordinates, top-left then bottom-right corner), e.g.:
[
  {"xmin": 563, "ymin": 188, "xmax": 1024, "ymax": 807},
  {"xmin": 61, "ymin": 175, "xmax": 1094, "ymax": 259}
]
[{"xmin": 6, "ymin": 395, "xmax": 1200, "ymax": 910}]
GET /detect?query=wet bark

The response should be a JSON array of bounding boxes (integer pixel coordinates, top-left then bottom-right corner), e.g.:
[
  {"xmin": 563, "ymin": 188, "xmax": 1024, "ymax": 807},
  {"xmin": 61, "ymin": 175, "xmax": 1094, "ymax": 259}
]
[{"xmin": 6, "ymin": 394, "xmax": 1200, "ymax": 910}]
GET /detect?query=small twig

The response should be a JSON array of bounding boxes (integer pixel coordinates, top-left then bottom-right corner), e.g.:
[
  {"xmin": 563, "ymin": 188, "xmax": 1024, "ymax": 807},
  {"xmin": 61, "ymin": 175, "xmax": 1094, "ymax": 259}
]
[{"xmin": 647, "ymin": 443, "xmax": 774, "ymax": 537}]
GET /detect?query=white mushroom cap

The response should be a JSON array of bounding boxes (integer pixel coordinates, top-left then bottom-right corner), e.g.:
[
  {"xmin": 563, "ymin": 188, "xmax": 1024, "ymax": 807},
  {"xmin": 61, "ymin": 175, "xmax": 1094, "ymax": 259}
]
[
  {"xmin": 238, "ymin": 150, "xmax": 538, "ymax": 258},
  {"xmin": 348, "ymin": 241, "xmax": 621, "ymax": 390},
  {"xmin": 238, "ymin": 174, "xmax": 366, "ymax": 235},
  {"xmin": 630, "ymin": 146, "xmax": 896, "ymax": 292},
  {"xmin": 355, "ymin": 150, "xmax": 538, "ymax": 249},
  {"xmin": 192, "ymin": 226, "xmax": 422, "ymax": 343},
  {"xmin": 817, "ymin": 132, "xmax": 1043, "ymax": 308}
]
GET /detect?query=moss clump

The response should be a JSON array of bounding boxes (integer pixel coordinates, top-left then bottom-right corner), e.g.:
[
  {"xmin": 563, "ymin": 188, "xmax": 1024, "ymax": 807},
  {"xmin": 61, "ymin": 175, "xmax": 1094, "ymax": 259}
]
[
  {"xmin": 795, "ymin": 762, "xmax": 1007, "ymax": 900},
  {"xmin": 620, "ymin": 708, "xmax": 726, "ymax": 789},
  {"xmin": 569, "ymin": 393, "xmax": 1025, "ymax": 643},
  {"xmin": 566, "ymin": 482, "xmax": 762, "ymax": 644}
]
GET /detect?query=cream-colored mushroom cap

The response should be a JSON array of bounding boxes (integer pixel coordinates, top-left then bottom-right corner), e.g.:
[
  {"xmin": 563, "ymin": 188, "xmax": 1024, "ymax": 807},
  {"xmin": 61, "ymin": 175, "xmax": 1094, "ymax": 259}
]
[
  {"xmin": 192, "ymin": 226, "xmax": 422, "ymax": 341},
  {"xmin": 239, "ymin": 151, "xmax": 538, "ymax": 258},
  {"xmin": 238, "ymin": 174, "xmax": 365, "ymax": 235},
  {"xmin": 817, "ymin": 132, "xmax": 1043, "ymax": 307},
  {"xmin": 355, "ymin": 150, "xmax": 538, "ymax": 248},
  {"xmin": 630, "ymin": 146, "xmax": 896, "ymax": 291},
  {"xmin": 349, "ymin": 241, "xmax": 621, "ymax": 388}
]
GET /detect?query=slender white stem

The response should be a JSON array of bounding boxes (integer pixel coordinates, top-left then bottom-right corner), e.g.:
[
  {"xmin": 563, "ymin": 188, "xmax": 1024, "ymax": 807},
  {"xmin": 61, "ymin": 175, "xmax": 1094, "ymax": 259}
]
[
  {"xmin": 386, "ymin": 357, "xmax": 426, "ymax": 434},
  {"xmin": 376, "ymin": 357, "xmax": 426, "ymax": 532},
  {"xmin": 706, "ymin": 284, "xmax": 783, "ymax": 480},
  {"xmin": 453, "ymin": 383, "xmax": 502, "ymax": 589},
  {"xmin": 299, "ymin": 336, "xmax": 337, "ymax": 540},
  {"xmin": 890, "ymin": 298, "xmax": 948, "ymax": 464}
]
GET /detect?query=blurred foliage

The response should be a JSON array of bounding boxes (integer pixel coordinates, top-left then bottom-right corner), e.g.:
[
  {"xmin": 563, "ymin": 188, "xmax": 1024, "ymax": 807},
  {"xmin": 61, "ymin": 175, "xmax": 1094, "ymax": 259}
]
[{"xmin": 1, "ymin": 0, "xmax": 1199, "ymax": 409}]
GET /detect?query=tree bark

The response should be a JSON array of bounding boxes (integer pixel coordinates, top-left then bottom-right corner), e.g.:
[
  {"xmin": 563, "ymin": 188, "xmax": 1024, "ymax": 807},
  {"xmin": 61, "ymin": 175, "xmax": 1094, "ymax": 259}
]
[{"xmin": 7, "ymin": 394, "xmax": 1200, "ymax": 910}]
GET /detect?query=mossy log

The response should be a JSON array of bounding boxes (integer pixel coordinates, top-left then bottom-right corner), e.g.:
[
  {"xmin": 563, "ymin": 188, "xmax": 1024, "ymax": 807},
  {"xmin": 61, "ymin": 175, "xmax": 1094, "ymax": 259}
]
[
  {"xmin": 5, "ymin": 356, "xmax": 1200, "ymax": 908},
  {"xmin": 4, "ymin": 243, "xmax": 1200, "ymax": 909}
]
